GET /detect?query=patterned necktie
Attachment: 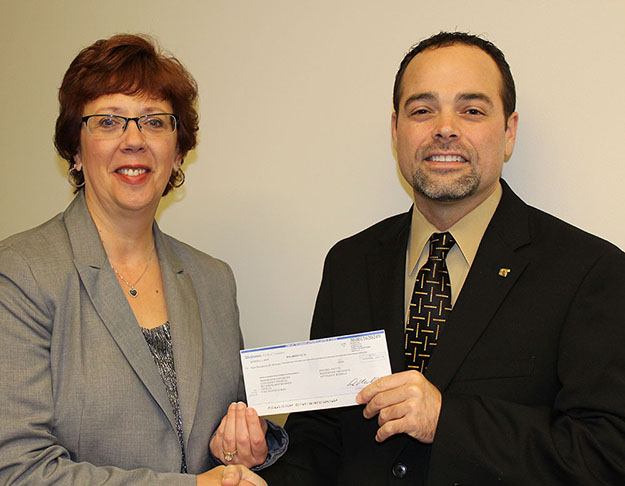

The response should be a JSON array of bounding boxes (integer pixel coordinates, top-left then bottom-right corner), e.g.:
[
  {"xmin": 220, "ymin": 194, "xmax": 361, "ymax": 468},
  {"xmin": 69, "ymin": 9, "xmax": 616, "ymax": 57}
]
[{"xmin": 405, "ymin": 232, "xmax": 456, "ymax": 372}]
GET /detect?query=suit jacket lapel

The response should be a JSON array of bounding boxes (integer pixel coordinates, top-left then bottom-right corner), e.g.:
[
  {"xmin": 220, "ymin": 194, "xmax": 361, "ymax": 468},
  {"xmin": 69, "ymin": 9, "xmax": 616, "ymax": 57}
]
[
  {"xmin": 155, "ymin": 226, "xmax": 203, "ymax": 447},
  {"xmin": 426, "ymin": 181, "xmax": 532, "ymax": 390},
  {"xmin": 367, "ymin": 209, "xmax": 436, "ymax": 463},
  {"xmin": 63, "ymin": 193, "xmax": 177, "ymax": 431},
  {"xmin": 367, "ymin": 210, "xmax": 412, "ymax": 374}
]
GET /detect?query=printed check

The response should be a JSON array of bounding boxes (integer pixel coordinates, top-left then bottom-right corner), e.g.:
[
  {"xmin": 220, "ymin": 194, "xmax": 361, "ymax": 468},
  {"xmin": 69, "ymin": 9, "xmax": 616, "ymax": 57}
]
[{"xmin": 240, "ymin": 330, "xmax": 391, "ymax": 415}]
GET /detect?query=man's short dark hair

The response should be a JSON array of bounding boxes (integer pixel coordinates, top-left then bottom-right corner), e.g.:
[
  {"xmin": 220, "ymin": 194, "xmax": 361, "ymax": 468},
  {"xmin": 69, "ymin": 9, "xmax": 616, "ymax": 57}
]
[{"xmin": 393, "ymin": 31, "xmax": 516, "ymax": 122}]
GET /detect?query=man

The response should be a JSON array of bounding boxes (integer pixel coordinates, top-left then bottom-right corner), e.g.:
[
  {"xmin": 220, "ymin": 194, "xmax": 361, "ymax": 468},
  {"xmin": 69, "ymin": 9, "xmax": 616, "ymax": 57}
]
[{"xmin": 260, "ymin": 32, "xmax": 625, "ymax": 485}]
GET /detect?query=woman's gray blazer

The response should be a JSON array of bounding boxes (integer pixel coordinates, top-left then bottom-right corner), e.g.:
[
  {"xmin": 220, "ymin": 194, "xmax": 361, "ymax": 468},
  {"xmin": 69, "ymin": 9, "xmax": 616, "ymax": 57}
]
[{"xmin": 0, "ymin": 192, "xmax": 245, "ymax": 485}]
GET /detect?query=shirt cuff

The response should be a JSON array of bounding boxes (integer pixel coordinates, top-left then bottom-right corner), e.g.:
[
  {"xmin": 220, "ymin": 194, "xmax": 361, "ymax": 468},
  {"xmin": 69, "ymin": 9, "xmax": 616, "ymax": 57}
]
[
  {"xmin": 210, "ymin": 419, "xmax": 289, "ymax": 470},
  {"xmin": 251, "ymin": 419, "xmax": 289, "ymax": 470}
]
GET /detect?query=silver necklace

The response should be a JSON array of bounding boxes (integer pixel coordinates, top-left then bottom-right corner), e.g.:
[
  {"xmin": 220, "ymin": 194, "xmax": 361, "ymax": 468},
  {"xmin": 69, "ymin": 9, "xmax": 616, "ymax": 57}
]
[{"xmin": 110, "ymin": 245, "xmax": 155, "ymax": 298}]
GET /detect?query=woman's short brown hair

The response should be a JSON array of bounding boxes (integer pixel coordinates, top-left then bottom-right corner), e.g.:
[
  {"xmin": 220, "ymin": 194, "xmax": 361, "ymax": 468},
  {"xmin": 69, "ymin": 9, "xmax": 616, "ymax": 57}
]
[{"xmin": 54, "ymin": 34, "xmax": 199, "ymax": 195}]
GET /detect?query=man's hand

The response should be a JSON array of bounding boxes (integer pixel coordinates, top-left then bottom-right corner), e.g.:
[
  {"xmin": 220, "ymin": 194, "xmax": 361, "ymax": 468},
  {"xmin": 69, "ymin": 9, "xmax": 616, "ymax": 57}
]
[
  {"xmin": 210, "ymin": 402, "xmax": 268, "ymax": 468},
  {"xmin": 355, "ymin": 370, "xmax": 441, "ymax": 443}
]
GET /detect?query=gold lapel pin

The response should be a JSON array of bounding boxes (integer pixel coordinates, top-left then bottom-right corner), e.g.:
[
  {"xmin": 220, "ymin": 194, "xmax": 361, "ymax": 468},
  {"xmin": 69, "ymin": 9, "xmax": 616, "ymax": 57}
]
[{"xmin": 498, "ymin": 268, "xmax": 511, "ymax": 277}]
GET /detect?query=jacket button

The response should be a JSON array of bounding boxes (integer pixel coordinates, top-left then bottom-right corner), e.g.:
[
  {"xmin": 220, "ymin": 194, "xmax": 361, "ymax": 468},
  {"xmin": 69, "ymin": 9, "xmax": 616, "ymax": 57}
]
[{"xmin": 392, "ymin": 462, "xmax": 408, "ymax": 479}]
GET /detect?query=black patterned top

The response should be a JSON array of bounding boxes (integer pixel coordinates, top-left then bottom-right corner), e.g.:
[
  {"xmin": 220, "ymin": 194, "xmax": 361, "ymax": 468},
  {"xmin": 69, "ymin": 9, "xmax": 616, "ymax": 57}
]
[{"xmin": 141, "ymin": 322, "xmax": 187, "ymax": 473}]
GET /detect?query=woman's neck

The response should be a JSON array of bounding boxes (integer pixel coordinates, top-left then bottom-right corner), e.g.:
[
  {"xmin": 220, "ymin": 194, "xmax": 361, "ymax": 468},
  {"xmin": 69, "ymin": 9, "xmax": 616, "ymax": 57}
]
[{"xmin": 84, "ymin": 195, "xmax": 156, "ymax": 265}]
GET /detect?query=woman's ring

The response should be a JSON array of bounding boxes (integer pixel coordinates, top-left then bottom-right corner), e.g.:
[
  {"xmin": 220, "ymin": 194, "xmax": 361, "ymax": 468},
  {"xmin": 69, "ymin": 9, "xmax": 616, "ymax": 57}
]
[{"xmin": 223, "ymin": 449, "xmax": 238, "ymax": 462}]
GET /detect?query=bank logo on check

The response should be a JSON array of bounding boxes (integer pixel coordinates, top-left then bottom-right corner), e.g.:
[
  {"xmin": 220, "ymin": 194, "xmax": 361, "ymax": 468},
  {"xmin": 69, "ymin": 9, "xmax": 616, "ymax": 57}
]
[{"xmin": 240, "ymin": 330, "xmax": 391, "ymax": 415}]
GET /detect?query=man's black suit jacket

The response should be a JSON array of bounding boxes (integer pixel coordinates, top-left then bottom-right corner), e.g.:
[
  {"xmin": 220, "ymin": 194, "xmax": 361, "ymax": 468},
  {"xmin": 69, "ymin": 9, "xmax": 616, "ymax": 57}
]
[{"xmin": 260, "ymin": 181, "xmax": 625, "ymax": 485}]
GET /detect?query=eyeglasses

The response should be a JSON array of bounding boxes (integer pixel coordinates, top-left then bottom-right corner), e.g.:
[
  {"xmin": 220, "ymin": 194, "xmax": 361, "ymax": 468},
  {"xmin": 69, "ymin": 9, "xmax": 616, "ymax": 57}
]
[{"xmin": 81, "ymin": 113, "xmax": 179, "ymax": 138}]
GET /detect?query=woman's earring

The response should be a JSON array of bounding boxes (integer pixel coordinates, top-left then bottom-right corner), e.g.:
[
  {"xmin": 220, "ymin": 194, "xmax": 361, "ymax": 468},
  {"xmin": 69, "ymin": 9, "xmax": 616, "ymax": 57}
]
[
  {"xmin": 169, "ymin": 166, "xmax": 185, "ymax": 188},
  {"xmin": 67, "ymin": 164, "xmax": 85, "ymax": 189}
]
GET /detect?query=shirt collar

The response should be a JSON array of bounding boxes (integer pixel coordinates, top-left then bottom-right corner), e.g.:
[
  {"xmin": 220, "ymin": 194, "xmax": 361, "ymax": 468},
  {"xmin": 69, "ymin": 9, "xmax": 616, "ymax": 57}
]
[{"xmin": 407, "ymin": 182, "xmax": 502, "ymax": 274}]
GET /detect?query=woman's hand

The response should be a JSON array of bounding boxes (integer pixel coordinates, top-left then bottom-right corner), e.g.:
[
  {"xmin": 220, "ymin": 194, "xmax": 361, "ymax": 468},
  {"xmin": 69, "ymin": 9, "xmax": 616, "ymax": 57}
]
[
  {"xmin": 196, "ymin": 465, "xmax": 267, "ymax": 486},
  {"xmin": 210, "ymin": 402, "xmax": 268, "ymax": 468},
  {"xmin": 221, "ymin": 465, "xmax": 267, "ymax": 486}
]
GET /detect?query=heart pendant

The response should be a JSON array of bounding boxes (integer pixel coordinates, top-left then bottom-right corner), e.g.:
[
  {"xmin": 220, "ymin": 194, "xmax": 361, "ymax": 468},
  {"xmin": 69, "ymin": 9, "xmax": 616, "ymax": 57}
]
[{"xmin": 129, "ymin": 288, "xmax": 138, "ymax": 298}]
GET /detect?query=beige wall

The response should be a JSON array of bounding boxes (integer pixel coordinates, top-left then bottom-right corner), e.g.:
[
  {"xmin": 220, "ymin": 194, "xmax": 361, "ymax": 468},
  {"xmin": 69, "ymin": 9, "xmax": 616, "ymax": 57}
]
[{"xmin": 2, "ymin": 0, "xmax": 624, "ymax": 348}]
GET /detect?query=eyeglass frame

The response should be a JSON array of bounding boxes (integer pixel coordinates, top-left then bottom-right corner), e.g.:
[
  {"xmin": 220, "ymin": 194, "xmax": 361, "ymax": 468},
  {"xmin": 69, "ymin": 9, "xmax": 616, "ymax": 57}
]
[{"xmin": 80, "ymin": 113, "xmax": 180, "ymax": 137}]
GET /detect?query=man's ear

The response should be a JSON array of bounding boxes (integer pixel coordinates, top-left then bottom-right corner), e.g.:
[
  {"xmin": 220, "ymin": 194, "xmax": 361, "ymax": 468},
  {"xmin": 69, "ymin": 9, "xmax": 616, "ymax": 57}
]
[
  {"xmin": 391, "ymin": 112, "xmax": 398, "ymax": 152},
  {"xmin": 504, "ymin": 112, "xmax": 519, "ymax": 162}
]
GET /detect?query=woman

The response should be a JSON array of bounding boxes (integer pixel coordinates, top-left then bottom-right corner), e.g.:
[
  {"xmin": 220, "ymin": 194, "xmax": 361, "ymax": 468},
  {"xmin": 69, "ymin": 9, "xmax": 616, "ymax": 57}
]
[{"xmin": 0, "ymin": 34, "xmax": 283, "ymax": 485}]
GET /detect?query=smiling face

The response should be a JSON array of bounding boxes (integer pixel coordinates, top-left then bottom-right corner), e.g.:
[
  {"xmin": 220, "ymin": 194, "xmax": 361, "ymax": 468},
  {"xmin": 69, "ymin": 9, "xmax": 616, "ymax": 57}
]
[
  {"xmin": 392, "ymin": 44, "xmax": 518, "ymax": 216},
  {"xmin": 75, "ymin": 93, "xmax": 182, "ymax": 221}
]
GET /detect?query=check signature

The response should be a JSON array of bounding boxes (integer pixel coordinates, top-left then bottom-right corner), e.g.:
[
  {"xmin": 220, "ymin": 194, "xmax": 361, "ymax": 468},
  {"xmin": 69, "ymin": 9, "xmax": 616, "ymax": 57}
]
[{"xmin": 346, "ymin": 377, "xmax": 380, "ymax": 387}]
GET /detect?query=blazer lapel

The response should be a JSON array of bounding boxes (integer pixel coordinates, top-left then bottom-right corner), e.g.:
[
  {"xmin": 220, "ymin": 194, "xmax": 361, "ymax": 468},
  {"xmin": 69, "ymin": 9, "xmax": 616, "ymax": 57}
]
[
  {"xmin": 63, "ymin": 193, "xmax": 177, "ymax": 430},
  {"xmin": 367, "ymin": 209, "xmax": 438, "ymax": 464},
  {"xmin": 155, "ymin": 226, "xmax": 203, "ymax": 447},
  {"xmin": 367, "ymin": 210, "xmax": 412, "ymax": 374},
  {"xmin": 425, "ymin": 181, "xmax": 532, "ymax": 390}
]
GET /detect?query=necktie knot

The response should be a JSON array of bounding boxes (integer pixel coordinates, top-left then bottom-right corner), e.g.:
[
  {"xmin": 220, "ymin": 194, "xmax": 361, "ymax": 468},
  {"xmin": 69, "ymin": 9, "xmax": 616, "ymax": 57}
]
[{"xmin": 429, "ymin": 232, "xmax": 456, "ymax": 261}]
